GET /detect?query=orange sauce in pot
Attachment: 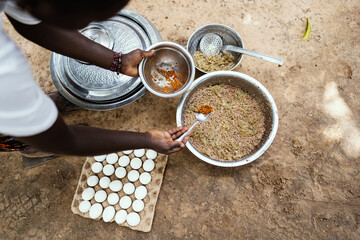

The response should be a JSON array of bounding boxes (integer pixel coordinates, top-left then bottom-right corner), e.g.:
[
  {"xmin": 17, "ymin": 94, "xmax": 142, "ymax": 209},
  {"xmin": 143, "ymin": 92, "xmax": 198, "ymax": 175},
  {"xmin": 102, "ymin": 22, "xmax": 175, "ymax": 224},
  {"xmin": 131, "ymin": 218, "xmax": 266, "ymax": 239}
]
[{"xmin": 150, "ymin": 69, "xmax": 184, "ymax": 93}]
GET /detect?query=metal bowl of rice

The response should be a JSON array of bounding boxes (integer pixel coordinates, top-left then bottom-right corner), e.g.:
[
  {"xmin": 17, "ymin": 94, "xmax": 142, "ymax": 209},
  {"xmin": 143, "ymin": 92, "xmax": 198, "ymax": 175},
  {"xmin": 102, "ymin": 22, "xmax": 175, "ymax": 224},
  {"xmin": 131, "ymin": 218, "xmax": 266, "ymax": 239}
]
[
  {"xmin": 176, "ymin": 71, "xmax": 279, "ymax": 167},
  {"xmin": 187, "ymin": 24, "xmax": 244, "ymax": 74}
]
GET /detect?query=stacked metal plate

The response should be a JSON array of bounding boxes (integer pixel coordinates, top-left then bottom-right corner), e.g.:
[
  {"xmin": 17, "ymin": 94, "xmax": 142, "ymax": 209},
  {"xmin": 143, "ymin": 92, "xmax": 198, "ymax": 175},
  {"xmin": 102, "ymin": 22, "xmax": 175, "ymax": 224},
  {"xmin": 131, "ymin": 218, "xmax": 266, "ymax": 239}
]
[{"xmin": 50, "ymin": 9, "xmax": 162, "ymax": 110}]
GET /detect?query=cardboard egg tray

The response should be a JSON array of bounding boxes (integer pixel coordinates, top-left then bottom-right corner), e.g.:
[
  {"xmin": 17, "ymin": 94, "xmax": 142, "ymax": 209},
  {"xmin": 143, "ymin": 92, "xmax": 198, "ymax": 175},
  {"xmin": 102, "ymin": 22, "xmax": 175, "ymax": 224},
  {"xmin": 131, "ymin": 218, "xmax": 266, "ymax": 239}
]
[{"xmin": 71, "ymin": 150, "xmax": 168, "ymax": 232}]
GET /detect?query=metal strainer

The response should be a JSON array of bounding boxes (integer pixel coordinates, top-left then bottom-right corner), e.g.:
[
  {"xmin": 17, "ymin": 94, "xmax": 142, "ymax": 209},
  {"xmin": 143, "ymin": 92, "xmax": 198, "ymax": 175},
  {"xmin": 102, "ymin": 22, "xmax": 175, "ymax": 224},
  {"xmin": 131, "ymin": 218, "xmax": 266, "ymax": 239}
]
[
  {"xmin": 200, "ymin": 33, "xmax": 283, "ymax": 66},
  {"xmin": 199, "ymin": 33, "xmax": 223, "ymax": 56}
]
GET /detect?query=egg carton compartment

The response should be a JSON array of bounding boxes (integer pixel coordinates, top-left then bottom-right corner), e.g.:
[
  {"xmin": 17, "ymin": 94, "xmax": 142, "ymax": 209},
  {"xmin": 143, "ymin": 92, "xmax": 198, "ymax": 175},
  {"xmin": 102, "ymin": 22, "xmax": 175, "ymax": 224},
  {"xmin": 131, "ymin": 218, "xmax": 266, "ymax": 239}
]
[{"xmin": 71, "ymin": 150, "xmax": 168, "ymax": 232}]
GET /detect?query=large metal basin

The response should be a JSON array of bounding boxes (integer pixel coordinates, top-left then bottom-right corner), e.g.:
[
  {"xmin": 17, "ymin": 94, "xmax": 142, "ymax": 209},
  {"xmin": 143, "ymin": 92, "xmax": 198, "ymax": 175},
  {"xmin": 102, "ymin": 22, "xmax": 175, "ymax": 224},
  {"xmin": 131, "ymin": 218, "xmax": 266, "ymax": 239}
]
[{"xmin": 176, "ymin": 71, "xmax": 279, "ymax": 167}]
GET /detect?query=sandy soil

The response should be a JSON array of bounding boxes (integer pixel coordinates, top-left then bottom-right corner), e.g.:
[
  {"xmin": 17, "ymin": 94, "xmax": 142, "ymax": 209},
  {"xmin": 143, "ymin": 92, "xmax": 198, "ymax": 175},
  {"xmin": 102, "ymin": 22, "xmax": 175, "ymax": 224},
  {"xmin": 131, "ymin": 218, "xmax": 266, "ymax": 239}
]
[{"xmin": 1, "ymin": 0, "xmax": 359, "ymax": 239}]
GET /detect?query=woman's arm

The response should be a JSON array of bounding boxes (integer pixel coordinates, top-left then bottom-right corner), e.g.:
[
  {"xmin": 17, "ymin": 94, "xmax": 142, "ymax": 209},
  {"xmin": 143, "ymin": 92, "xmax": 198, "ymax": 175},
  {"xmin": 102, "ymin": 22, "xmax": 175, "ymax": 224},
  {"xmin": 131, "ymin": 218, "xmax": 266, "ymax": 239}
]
[
  {"xmin": 18, "ymin": 115, "xmax": 189, "ymax": 155},
  {"xmin": 7, "ymin": 16, "xmax": 187, "ymax": 154},
  {"xmin": 6, "ymin": 15, "xmax": 152, "ymax": 76}
]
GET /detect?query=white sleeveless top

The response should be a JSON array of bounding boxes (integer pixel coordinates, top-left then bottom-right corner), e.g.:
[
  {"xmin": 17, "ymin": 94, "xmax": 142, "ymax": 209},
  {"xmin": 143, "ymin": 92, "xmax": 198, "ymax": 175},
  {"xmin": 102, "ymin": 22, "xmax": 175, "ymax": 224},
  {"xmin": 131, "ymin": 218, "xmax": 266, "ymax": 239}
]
[
  {"xmin": 2, "ymin": 0, "xmax": 41, "ymax": 25},
  {"xmin": 0, "ymin": 1, "xmax": 58, "ymax": 137}
]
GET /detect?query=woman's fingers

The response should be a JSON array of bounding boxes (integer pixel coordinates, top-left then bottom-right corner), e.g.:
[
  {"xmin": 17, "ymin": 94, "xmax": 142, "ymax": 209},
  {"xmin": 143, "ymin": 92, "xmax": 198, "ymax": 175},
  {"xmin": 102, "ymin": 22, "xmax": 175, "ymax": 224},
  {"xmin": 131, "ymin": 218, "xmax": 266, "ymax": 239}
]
[
  {"xmin": 167, "ymin": 141, "xmax": 185, "ymax": 154},
  {"xmin": 172, "ymin": 127, "xmax": 190, "ymax": 140},
  {"xmin": 172, "ymin": 130, "xmax": 185, "ymax": 139},
  {"xmin": 141, "ymin": 49, "xmax": 155, "ymax": 58},
  {"xmin": 182, "ymin": 135, "xmax": 190, "ymax": 144},
  {"xmin": 179, "ymin": 127, "xmax": 188, "ymax": 135},
  {"xmin": 169, "ymin": 126, "xmax": 189, "ymax": 139},
  {"xmin": 169, "ymin": 127, "xmax": 183, "ymax": 139},
  {"xmin": 168, "ymin": 126, "xmax": 182, "ymax": 135}
]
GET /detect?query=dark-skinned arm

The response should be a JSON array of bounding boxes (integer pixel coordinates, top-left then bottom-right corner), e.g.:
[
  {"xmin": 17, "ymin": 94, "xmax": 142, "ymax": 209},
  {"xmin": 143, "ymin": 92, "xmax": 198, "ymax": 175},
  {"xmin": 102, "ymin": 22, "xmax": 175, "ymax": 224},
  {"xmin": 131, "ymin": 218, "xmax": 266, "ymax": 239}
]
[
  {"xmin": 18, "ymin": 115, "xmax": 189, "ymax": 155},
  {"xmin": 6, "ymin": 15, "xmax": 153, "ymax": 76},
  {"xmin": 7, "ymin": 16, "xmax": 188, "ymax": 155}
]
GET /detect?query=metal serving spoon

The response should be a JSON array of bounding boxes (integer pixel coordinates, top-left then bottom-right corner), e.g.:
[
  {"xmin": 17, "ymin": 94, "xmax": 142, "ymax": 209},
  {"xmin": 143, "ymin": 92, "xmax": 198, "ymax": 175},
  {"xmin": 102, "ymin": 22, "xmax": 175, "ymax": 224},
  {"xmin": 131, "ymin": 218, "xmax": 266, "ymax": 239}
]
[
  {"xmin": 200, "ymin": 33, "xmax": 284, "ymax": 66},
  {"xmin": 173, "ymin": 112, "xmax": 212, "ymax": 149}
]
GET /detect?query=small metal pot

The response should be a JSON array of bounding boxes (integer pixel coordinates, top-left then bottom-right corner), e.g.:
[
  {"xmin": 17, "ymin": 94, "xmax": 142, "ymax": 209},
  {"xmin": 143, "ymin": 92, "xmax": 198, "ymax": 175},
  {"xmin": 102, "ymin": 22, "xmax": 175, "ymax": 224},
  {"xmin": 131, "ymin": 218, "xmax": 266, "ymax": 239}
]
[
  {"xmin": 176, "ymin": 71, "xmax": 279, "ymax": 167},
  {"xmin": 187, "ymin": 24, "xmax": 244, "ymax": 74},
  {"xmin": 139, "ymin": 42, "xmax": 195, "ymax": 98}
]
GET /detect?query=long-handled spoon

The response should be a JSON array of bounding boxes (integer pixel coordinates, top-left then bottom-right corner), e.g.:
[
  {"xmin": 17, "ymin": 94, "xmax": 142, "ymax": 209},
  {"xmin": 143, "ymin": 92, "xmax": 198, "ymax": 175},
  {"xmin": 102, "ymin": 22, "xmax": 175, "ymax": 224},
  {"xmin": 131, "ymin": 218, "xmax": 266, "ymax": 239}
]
[
  {"xmin": 173, "ymin": 112, "xmax": 212, "ymax": 150},
  {"xmin": 200, "ymin": 33, "xmax": 283, "ymax": 66}
]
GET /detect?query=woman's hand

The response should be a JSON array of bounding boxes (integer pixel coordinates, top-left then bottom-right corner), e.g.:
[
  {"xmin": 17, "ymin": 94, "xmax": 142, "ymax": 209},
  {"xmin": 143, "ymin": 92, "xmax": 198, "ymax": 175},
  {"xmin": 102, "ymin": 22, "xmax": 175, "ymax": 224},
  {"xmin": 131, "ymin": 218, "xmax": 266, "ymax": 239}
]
[
  {"xmin": 121, "ymin": 49, "xmax": 155, "ymax": 77},
  {"xmin": 146, "ymin": 126, "xmax": 190, "ymax": 154}
]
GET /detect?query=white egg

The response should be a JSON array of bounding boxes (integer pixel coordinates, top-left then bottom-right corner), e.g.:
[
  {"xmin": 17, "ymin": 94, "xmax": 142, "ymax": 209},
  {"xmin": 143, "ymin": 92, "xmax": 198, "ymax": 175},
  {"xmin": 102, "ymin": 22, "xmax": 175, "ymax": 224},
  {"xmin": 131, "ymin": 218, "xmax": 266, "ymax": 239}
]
[
  {"xmin": 89, "ymin": 203, "xmax": 103, "ymax": 219},
  {"xmin": 123, "ymin": 183, "xmax": 135, "ymax": 195},
  {"xmin": 103, "ymin": 206, "xmax": 116, "ymax": 222},
  {"xmin": 139, "ymin": 172, "xmax": 151, "ymax": 185},
  {"xmin": 118, "ymin": 155, "xmax": 130, "ymax": 167},
  {"xmin": 103, "ymin": 164, "xmax": 115, "ymax": 176},
  {"xmin": 127, "ymin": 170, "xmax": 140, "ymax": 182},
  {"xmin": 94, "ymin": 155, "xmax": 106, "ymax": 162},
  {"xmin": 130, "ymin": 158, "xmax": 142, "ymax": 170},
  {"xmin": 143, "ymin": 159, "xmax": 155, "ymax": 172},
  {"xmin": 134, "ymin": 186, "xmax": 147, "ymax": 200},
  {"xmin": 82, "ymin": 188, "xmax": 95, "ymax": 201},
  {"xmin": 79, "ymin": 200, "xmax": 91, "ymax": 213},
  {"xmin": 109, "ymin": 180, "xmax": 122, "ymax": 192},
  {"xmin": 115, "ymin": 210, "xmax": 127, "ymax": 224},
  {"xmin": 119, "ymin": 196, "xmax": 132, "ymax": 209},
  {"xmin": 94, "ymin": 190, "xmax": 107, "ymax": 203},
  {"xmin": 99, "ymin": 177, "xmax": 111, "ymax": 189},
  {"xmin": 87, "ymin": 175, "xmax": 99, "ymax": 187},
  {"xmin": 132, "ymin": 199, "xmax": 144, "ymax": 212},
  {"xmin": 126, "ymin": 212, "xmax": 141, "ymax": 226},
  {"xmin": 106, "ymin": 153, "xmax": 118, "ymax": 164},
  {"xmin": 146, "ymin": 149, "xmax": 157, "ymax": 159},
  {"xmin": 91, "ymin": 162, "xmax": 103, "ymax": 174},
  {"xmin": 107, "ymin": 193, "xmax": 120, "ymax": 205},
  {"xmin": 122, "ymin": 150, "xmax": 133, "ymax": 155},
  {"xmin": 134, "ymin": 149, "xmax": 145, "ymax": 157},
  {"xmin": 115, "ymin": 167, "xmax": 127, "ymax": 179}
]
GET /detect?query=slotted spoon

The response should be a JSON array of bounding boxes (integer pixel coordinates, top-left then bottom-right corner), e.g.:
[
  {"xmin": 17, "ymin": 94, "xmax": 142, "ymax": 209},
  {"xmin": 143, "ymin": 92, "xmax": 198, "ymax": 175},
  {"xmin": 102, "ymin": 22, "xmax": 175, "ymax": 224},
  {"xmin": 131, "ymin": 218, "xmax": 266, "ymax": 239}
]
[{"xmin": 200, "ymin": 33, "xmax": 283, "ymax": 66}]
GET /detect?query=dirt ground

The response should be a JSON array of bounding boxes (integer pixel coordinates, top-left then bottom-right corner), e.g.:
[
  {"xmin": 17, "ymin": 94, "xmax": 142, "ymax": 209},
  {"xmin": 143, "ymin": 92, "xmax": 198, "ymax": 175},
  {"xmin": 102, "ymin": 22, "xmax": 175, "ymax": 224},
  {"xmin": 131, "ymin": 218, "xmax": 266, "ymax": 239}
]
[{"xmin": 1, "ymin": 0, "xmax": 359, "ymax": 239}]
